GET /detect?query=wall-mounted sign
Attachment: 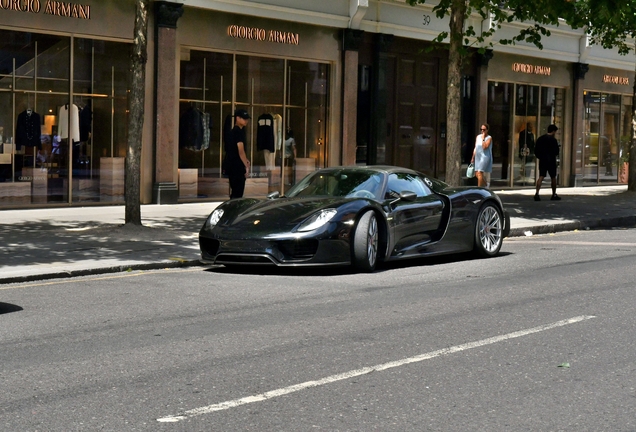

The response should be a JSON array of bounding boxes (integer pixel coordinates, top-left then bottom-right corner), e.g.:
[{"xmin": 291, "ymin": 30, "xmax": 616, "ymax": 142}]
[
  {"xmin": 227, "ymin": 25, "xmax": 299, "ymax": 45},
  {"xmin": 512, "ymin": 63, "xmax": 551, "ymax": 76},
  {"xmin": 602, "ymin": 74, "xmax": 629, "ymax": 86},
  {"xmin": 0, "ymin": 0, "xmax": 91, "ymax": 19}
]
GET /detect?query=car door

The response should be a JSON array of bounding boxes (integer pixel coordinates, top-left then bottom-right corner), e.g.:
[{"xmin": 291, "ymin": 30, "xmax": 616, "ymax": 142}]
[{"xmin": 385, "ymin": 172, "xmax": 445, "ymax": 257}]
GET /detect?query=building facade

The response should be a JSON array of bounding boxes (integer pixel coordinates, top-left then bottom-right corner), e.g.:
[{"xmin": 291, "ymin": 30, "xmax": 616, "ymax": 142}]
[
  {"xmin": 0, "ymin": 0, "xmax": 633, "ymax": 209},
  {"xmin": 0, "ymin": 0, "xmax": 136, "ymax": 207}
]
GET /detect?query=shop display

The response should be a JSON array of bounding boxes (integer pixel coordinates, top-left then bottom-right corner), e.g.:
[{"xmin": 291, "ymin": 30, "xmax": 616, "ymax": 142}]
[{"xmin": 0, "ymin": 28, "xmax": 129, "ymax": 207}]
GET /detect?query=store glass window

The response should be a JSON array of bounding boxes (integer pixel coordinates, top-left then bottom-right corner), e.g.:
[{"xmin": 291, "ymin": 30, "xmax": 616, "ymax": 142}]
[
  {"xmin": 178, "ymin": 50, "xmax": 233, "ymax": 193},
  {"xmin": 581, "ymin": 92, "xmax": 630, "ymax": 184},
  {"xmin": 485, "ymin": 82, "xmax": 564, "ymax": 188},
  {"xmin": 0, "ymin": 30, "xmax": 130, "ymax": 208},
  {"xmin": 72, "ymin": 38, "xmax": 131, "ymax": 203},
  {"xmin": 178, "ymin": 51, "xmax": 330, "ymax": 199},
  {"xmin": 485, "ymin": 82, "xmax": 512, "ymax": 186}
]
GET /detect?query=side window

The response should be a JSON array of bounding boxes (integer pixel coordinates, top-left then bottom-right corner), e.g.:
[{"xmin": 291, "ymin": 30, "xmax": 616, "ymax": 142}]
[{"xmin": 385, "ymin": 173, "xmax": 432, "ymax": 199}]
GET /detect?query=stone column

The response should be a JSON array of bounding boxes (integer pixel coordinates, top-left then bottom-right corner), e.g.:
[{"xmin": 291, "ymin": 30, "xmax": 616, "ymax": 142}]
[
  {"xmin": 369, "ymin": 34, "xmax": 393, "ymax": 165},
  {"xmin": 571, "ymin": 63, "xmax": 589, "ymax": 187},
  {"xmin": 342, "ymin": 29, "xmax": 364, "ymax": 166},
  {"xmin": 152, "ymin": 1, "xmax": 183, "ymax": 204},
  {"xmin": 477, "ymin": 49, "xmax": 493, "ymax": 130}
]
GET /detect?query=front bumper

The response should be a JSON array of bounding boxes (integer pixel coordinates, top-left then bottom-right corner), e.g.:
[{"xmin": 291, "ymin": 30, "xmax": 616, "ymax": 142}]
[{"xmin": 199, "ymin": 235, "xmax": 352, "ymax": 267}]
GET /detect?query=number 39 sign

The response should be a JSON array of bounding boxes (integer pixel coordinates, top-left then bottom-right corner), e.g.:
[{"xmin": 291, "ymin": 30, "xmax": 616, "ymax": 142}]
[{"xmin": 422, "ymin": 14, "xmax": 431, "ymax": 26}]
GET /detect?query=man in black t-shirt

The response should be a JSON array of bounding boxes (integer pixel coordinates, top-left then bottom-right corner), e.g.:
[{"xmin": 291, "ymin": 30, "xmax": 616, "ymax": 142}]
[
  {"xmin": 225, "ymin": 109, "xmax": 251, "ymax": 199},
  {"xmin": 534, "ymin": 124, "xmax": 560, "ymax": 201}
]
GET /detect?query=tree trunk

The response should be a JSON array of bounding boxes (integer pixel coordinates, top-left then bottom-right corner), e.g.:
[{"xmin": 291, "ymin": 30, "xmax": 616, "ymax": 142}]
[
  {"xmin": 125, "ymin": 0, "xmax": 149, "ymax": 225},
  {"xmin": 445, "ymin": 0, "xmax": 466, "ymax": 186},
  {"xmin": 629, "ymin": 42, "xmax": 636, "ymax": 192}
]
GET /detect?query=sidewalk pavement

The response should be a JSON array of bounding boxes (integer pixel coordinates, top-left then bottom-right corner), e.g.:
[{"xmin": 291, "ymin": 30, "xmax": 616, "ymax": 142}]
[{"xmin": 1, "ymin": 185, "xmax": 635, "ymax": 284}]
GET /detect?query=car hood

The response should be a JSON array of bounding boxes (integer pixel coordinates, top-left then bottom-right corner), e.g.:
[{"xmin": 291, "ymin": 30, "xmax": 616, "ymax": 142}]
[{"xmin": 214, "ymin": 196, "xmax": 356, "ymax": 235}]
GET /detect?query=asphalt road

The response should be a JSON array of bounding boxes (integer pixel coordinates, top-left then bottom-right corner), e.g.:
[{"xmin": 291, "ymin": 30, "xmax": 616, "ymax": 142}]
[{"xmin": 1, "ymin": 228, "xmax": 636, "ymax": 431}]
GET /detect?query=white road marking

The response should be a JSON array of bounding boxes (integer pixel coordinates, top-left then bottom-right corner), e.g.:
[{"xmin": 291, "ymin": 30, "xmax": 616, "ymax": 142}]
[
  {"xmin": 157, "ymin": 315, "xmax": 595, "ymax": 423},
  {"xmin": 508, "ymin": 240, "xmax": 636, "ymax": 247}
]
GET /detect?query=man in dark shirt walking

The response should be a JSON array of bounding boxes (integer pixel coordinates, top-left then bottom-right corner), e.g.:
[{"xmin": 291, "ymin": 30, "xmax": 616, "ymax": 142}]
[
  {"xmin": 225, "ymin": 109, "xmax": 251, "ymax": 199},
  {"xmin": 534, "ymin": 124, "xmax": 560, "ymax": 201}
]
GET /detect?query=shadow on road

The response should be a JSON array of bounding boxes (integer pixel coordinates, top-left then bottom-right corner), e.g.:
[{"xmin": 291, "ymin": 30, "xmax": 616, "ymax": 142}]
[
  {"xmin": 0, "ymin": 216, "xmax": 204, "ymax": 269},
  {"xmin": 0, "ymin": 302, "xmax": 24, "ymax": 315},
  {"xmin": 204, "ymin": 251, "xmax": 514, "ymax": 277},
  {"xmin": 500, "ymin": 190, "xmax": 636, "ymax": 223}
]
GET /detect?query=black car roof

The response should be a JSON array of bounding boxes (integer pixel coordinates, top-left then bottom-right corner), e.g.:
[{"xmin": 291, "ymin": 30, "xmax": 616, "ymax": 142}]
[
  {"xmin": 316, "ymin": 165, "xmax": 420, "ymax": 175},
  {"xmin": 311, "ymin": 165, "xmax": 451, "ymax": 193}
]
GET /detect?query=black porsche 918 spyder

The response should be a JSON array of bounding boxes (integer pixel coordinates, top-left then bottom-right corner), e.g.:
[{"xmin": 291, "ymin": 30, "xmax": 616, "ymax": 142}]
[{"xmin": 199, "ymin": 165, "xmax": 510, "ymax": 272}]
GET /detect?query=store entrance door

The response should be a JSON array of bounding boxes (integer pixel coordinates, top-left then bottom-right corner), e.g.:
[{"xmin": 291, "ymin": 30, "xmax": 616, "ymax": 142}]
[
  {"xmin": 582, "ymin": 92, "xmax": 622, "ymax": 184},
  {"xmin": 395, "ymin": 56, "xmax": 438, "ymax": 176},
  {"xmin": 513, "ymin": 84, "xmax": 539, "ymax": 187}
]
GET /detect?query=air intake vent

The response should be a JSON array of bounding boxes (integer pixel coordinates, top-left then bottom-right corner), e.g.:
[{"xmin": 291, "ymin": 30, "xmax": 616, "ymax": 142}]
[
  {"xmin": 277, "ymin": 239, "xmax": 319, "ymax": 260},
  {"xmin": 216, "ymin": 254, "xmax": 275, "ymax": 264},
  {"xmin": 199, "ymin": 238, "xmax": 220, "ymax": 256}
]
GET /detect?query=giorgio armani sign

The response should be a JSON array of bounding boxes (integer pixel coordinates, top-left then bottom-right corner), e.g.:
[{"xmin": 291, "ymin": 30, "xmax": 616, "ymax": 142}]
[
  {"xmin": 0, "ymin": 0, "xmax": 91, "ymax": 19},
  {"xmin": 512, "ymin": 62, "xmax": 551, "ymax": 76},
  {"xmin": 602, "ymin": 74, "xmax": 629, "ymax": 86},
  {"xmin": 227, "ymin": 25, "xmax": 299, "ymax": 45}
]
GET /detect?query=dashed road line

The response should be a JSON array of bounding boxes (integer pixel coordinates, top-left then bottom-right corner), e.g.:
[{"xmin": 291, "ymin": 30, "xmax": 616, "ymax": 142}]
[
  {"xmin": 157, "ymin": 315, "xmax": 595, "ymax": 423},
  {"xmin": 508, "ymin": 240, "xmax": 636, "ymax": 246}
]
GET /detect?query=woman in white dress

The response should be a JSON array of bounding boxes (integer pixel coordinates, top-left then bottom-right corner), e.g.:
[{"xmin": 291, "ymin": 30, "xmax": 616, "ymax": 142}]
[{"xmin": 471, "ymin": 123, "xmax": 493, "ymax": 188}]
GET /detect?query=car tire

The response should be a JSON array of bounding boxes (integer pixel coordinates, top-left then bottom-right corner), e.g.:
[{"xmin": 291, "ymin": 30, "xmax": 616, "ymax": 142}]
[
  {"xmin": 353, "ymin": 210, "xmax": 379, "ymax": 272},
  {"xmin": 473, "ymin": 202, "xmax": 504, "ymax": 258}
]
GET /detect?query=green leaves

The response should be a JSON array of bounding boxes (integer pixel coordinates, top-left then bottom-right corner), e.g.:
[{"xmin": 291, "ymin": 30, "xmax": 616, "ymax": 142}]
[
  {"xmin": 575, "ymin": 0, "xmax": 636, "ymax": 55},
  {"xmin": 407, "ymin": 0, "xmax": 576, "ymax": 54}
]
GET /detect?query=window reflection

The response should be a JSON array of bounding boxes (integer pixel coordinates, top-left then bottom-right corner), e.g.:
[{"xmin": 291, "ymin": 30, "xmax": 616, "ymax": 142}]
[
  {"xmin": 582, "ymin": 92, "xmax": 625, "ymax": 184},
  {"xmin": 0, "ymin": 30, "xmax": 130, "ymax": 207},
  {"xmin": 179, "ymin": 51, "xmax": 330, "ymax": 199},
  {"xmin": 486, "ymin": 82, "xmax": 564, "ymax": 188}
]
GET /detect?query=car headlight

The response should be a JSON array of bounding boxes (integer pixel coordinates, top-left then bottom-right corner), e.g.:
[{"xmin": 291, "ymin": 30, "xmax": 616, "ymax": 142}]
[
  {"xmin": 297, "ymin": 209, "xmax": 338, "ymax": 232},
  {"xmin": 206, "ymin": 208, "xmax": 224, "ymax": 227}
]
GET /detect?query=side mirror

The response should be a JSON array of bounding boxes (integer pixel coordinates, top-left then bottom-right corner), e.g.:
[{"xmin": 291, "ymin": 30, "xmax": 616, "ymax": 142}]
[
  {"xmin": 388, "ymin": 190, "xmax": 417, "ymax": 207},
  {"xmin": 267, "ymin": 191, "xmax": 280, "ymax": 200},
  {"xmin": 399, "ymin": 191, "xmax": 417, "ymax": 202}
]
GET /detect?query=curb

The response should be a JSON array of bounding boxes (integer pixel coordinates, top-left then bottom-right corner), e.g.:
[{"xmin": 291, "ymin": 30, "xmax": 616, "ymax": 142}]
[
  {"xmin": 508, "ymin": 215, "xmax": 636, "ymax": 237},
  {"xmin": 0, "ymin": 259, "xmax": 204, "ymax": 285}
]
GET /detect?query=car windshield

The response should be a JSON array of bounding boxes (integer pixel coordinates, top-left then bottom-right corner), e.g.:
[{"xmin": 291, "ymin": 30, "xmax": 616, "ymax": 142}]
[{"xmin": 287, "ymin": 170, "xmax": 384, "ymax": 200}]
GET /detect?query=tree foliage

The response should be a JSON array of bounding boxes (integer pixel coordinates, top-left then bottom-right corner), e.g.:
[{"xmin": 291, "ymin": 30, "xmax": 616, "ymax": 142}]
[
  {"xmin": 412, "ymin": 0, "xmax": 576, "ymax": 52},
  {"xmin": 573, "ymin": 0, "xmax": 636, "ymax": 55},
  {"xmin": 406, "ymin": 0, "xmax": 577, "ymax": 185},
  {"xmin": 571, "ymin": 0, "xmax": 636, "ymax": 191}
]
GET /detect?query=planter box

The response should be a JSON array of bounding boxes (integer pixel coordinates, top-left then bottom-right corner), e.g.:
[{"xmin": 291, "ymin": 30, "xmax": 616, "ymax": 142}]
[
  {"xmin": 66, "ymin": 178, "xmax": 99, "ymax": 202},
  {"xmin": 295, "ymin": 157, "xmax": 315, "ymax": 183},
  {"xmin": 0, "ymin": 182, "xmax": 31, "ymax": 206},
  {"xmin": 199, "ymin": 177, "xmax": 229, "ymax": 199},
  {"xmin": 21, "ymin": 167, "xmax": 48, "ymax": 204},
  {"xmin": 100, "ymin": 157, "xmax": 124, "ymax": 201},
  {"xmin": 619, "ymin": 162, "xmax": 629, "ymax": 184},
  {"xmin": 197, "ymin": 176, "xmax": 268, "ymax": 199},
  {"xmin": 244, "ymin": 177, "xmax": 268, "ymax": 198},
  {"xmin": 178, "ymin": 168, "xmax": 198, "ymax": 199}
]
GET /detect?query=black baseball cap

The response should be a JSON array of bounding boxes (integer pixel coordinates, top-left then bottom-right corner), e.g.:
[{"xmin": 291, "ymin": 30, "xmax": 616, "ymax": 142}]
[{"xmin": 234, "ymin": 109, "xmax": 251, "ymax": 119}]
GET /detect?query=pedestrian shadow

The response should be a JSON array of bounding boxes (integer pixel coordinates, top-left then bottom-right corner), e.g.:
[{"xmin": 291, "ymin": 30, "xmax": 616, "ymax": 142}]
[
  {"xmin": 499, "ymin": 190, "xmax": 636, "ymax": 223},
  {"xmin": 0, "ymin": 215, "xmax": 206, "ymax": 270},
  {"xmin": 0, "ymin": 302, "xmax": 23, "ymax": 314}
]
